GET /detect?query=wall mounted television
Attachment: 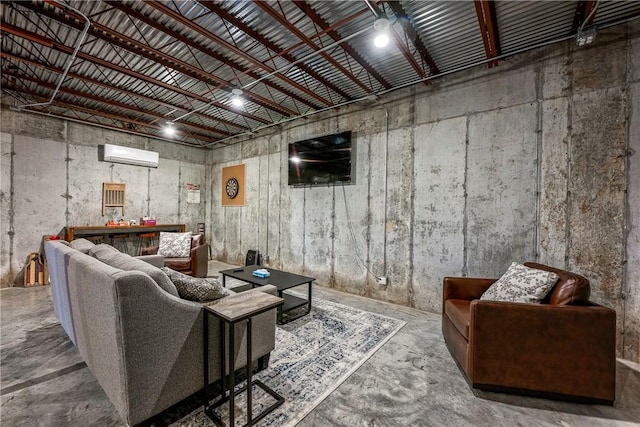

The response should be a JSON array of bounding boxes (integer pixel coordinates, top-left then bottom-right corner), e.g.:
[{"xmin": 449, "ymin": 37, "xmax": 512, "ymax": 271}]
[{"xmin": 288, "ymin": 131, "xmax": 354, "ymax": 186}]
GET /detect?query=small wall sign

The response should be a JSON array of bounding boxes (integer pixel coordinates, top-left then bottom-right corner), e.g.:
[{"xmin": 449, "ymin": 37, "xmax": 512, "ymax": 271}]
[{"xmin": 187, "ymin": 183, "xmax": 200, "ymax": 204}]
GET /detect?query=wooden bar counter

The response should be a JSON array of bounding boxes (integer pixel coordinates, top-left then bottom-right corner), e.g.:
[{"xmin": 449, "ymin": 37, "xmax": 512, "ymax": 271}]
[{"xmin": 65, "ymin": 224, "xmax": 186, "ymax": 241}]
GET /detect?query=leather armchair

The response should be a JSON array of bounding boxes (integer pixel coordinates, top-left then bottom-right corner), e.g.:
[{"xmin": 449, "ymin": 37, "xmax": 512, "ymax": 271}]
[
  {"xmin": 141, "ymin": 233, "xmax": 209, "ymax": 278},
  {"xmin": 442, "ymin": 262, "xmax": 616, "ymax": 405}
]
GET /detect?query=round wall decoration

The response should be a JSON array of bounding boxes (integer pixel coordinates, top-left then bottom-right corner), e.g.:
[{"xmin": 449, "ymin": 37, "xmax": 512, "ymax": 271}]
[
  {"xmin": 225, "ymin": 177, "xmax": 239, "ymax": 199},
  {"xmin": 221, "ymin": 164, "xmax": 245, "ymax": 206}
]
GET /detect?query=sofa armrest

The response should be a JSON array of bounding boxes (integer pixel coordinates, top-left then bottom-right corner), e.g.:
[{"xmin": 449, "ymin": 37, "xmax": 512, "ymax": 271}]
[
  {"xmin": 442, "ymin": 277, "xmax": 496, "ymax": 311},
  {"xmin": 468, "ymin": 300, "xmax": 616, "ymax": 402},
  {"xmin": 113, "ymin": 274, "xmax": 277, "ymax": 424},
  {"xmin": 191, "ymin": 243, "xmax": 209, "ymax": 278},
  {"xmin": 141, "ymin": 245, "xmax": 159, "ymax": 256},
  {"xmin": 135, "ymin": 254, "xmax": 164, "ymax": 268}
]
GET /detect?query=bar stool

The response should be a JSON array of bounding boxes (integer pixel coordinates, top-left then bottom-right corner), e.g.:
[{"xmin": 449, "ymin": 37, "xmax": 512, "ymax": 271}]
[
  {"xmin": 86, "ymin": 235, "xmax": 105, "ymax": 245},
  {"xmin": 197, "ymin": 222, "xmax": 212, "ymax": 260},
  {"xmin": 109, "ymin": 233, "xmax": 130, "ymax": 254},
  {"xmin": 136, "ymin": 232, "xmax": 157, "ymax": 256}
]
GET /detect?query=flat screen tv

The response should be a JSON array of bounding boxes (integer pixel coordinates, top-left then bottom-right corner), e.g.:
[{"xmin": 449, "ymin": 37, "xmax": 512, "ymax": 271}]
[{"xmin": 288, "ymin": 131, "xmax": 354, "ymax": 186}]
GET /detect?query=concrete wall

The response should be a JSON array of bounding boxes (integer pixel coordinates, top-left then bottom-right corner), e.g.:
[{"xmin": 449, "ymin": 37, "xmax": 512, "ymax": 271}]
[
  {"xmin": 0, "ymin": 110, "xmax": 208, "ymax": 287},
  {"xmin": 626, "ymin": 26, "xmax": 640, "ymax": 366},
  {"xmin": 207, "ymin": 25, "xmax": 639, "ymax": 362}
]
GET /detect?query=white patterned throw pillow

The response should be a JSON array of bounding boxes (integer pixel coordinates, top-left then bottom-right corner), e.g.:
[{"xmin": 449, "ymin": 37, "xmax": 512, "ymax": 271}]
[
  {"xmin": 158, "ymin": 232, "xmax": 192, "ymax": 257},
  {"xmin": 480, "ymin": 262, "xmax": 559, "ymax": 304}
]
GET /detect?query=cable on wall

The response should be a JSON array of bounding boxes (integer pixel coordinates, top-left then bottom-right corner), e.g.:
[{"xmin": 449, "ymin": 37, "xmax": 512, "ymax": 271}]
[{"xmin": 341, "ymin": 182, "xmax": 378, "ymax": 281}]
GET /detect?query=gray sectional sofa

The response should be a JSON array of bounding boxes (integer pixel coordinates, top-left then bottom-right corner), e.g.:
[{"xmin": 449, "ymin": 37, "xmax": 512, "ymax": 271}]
[{"xmin": 45, "ymin": 239, "xmax": 278, "ymax": 426}]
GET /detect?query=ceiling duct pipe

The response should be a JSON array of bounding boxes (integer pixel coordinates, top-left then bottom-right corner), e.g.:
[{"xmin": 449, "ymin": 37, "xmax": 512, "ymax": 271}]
[
  {"xmin": 363, "ymin": 0, "xmax": 380, "ymax": 17},
  {"xmin": 17, "ymin": 0, "xmax": 90, "ymax": 110}
]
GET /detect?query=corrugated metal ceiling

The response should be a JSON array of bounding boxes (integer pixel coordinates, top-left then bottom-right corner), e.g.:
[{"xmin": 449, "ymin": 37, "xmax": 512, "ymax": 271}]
[{"xmin": 1, "ymin": 0, "xmax": 639, "ymax": 147}]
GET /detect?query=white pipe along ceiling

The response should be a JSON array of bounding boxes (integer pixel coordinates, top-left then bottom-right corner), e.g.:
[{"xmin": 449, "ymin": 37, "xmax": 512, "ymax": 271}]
[{"xmin": 1, "ymin": 0, "xmax": 639, "ymax": 147}]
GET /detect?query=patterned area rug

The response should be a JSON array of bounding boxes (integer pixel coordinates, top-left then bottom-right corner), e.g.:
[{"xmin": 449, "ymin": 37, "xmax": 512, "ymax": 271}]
[{"xmin": 172, "ymin": 295, "xmax": 406, "ymax": 427}]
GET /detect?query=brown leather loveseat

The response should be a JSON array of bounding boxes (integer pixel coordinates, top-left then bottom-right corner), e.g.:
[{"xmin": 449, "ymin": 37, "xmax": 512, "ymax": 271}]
[
  {"xmin": 442, "ymin": 262, "xmax": 616, "ymax": 404},
  {"xmin": 141, "ymin": 233, "xmax": 209, "ymax": 277}
]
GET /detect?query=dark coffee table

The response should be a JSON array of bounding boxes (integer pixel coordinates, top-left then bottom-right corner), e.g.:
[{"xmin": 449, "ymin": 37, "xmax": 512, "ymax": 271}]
[{"xmin": 220, "ymin": 267, "xmax": 315, "ymax": 324}]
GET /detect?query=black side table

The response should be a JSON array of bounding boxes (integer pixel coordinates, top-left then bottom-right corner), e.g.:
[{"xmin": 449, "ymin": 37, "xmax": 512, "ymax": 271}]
[{"xmin": 203, "ymin": 292, "xmax": 284, "ymax": 426}]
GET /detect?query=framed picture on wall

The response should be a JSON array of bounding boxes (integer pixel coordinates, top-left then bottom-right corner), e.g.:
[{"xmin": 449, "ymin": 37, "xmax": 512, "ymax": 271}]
[{"xmin": 221, "ymin": 164, "xmax": 245, "ymax": 206}]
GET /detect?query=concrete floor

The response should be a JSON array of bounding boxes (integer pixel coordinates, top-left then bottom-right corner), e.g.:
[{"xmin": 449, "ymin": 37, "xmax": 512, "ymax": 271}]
[{"xmin": 1, "ymin": 260, "xmax": 639, "ymax": 426}]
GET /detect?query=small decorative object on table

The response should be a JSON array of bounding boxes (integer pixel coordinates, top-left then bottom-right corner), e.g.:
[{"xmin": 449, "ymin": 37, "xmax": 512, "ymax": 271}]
[
  {"xmin": 140, "ymin": 216, "xmax": 157, "ymax": 225},
  {"xmin": 252, "ymin": 268, "xmax": 270, "ymax": 278}
]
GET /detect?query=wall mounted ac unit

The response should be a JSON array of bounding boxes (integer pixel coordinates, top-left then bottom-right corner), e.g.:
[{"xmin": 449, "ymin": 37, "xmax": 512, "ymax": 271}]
[{"xmin": 101, "ymin": 144, "xmax": 159, "ymax": 168}]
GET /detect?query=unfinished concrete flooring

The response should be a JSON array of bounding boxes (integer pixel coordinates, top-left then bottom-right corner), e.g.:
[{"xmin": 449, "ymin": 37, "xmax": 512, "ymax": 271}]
[{"xmin": 2, "ymin": 262, "xmax": 639, "ymax": 426}]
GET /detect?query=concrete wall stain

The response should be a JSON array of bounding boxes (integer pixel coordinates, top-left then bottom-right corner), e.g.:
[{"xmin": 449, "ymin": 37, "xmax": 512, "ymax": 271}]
[
  {"xmin": 2, "ymin": 26, "xmax": 639, "ymax": 363},
  {"xmin": 205, "ymin": 27, "xmax": 639, "ymax": 362},
  {"xmin": 1, "ymin": 109, "xmax": 207, "ymax": 287}
]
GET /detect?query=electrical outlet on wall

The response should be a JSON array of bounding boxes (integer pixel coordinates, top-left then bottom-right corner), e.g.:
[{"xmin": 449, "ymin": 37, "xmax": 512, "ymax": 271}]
[{"xmin": 378, "ymin": 276, "xmax": 387, "ymax": 285}]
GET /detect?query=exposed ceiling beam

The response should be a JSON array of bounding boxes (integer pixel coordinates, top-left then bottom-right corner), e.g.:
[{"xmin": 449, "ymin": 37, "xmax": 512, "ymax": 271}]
[
  {"xmin": 17, "ymin": 1, "xmax": 297, "ymax": 119},
  {"xmin": 103, "ymin": 1, "xmax": 330, "ymax": 111},
  {"xmin": 385, "ymin": 1, "xmax": 439, "ymax": 75},
  {"xmin": 255, "ymin": 1, "xmax": 373, "ymax": 94},
  {"xmin": 0, "ymin": 21, "xmax": 271, "ymax": 126},
  {"xmin": 0, "ymin": 51, "xmax": 248, "ymax": 132},
  {"xmin": 143, "ymin": 0, "xmax": 351, "ymax": 108},
  {"xmin": 474, "ymin": 0, "xmax": 501, "ymax": 68},
  {"xmin": 4, "ymin": 84, "xmax": 215, "ymax": 145},
  {"xmin": 292, "ymin": 0, "xmax": 392, "ymax": 89},
  {"xmin": 3, "ymin": 70, "xmax": 230, "ymax": 138},
  {"xmin": 196, "ymin": 0, "xmax": 353, "ymax": 105}
]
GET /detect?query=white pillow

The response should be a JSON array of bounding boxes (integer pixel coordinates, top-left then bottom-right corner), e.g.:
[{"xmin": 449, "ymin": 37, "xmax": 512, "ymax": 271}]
[
  {"xmin": 158, "ymin": 232, "xmax": 192, "ymax": 257},
  {"xmin": 480, "ymin": 262, "xmax": 559, "ymax": 304}
]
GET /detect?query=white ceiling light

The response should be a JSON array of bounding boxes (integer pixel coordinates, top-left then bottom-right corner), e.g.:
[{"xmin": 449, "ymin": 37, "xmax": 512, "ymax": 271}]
[
  {"xmin": 374, "ymin": 33, "xmax": 389, "ymax": 48},
  {"xmin": 373, "ymin": 17, "xmax": 390, "ymax": 48},
  {"xmin": 163, "ymin": 121, "xmax": 176, "ymax": 136},
  {"xmin": 231, "ymin": 88, "xmax": 244, "ymax": 107}
]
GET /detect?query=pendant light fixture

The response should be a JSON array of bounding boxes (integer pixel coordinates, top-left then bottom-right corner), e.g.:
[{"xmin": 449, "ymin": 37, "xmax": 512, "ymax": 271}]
[
  {"xmin": 373, "ymin": 17, "xmax": 390, "ymax": 48},
  {"xmin": 230, "ymin": 88, "xmax": 244, "ymax": 107}
]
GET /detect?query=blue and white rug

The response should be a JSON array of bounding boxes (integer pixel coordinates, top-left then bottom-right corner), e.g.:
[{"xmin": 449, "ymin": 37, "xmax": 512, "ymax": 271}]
[{"xmin": 173, "ymin": 295, "xmax": 405, "ymax": 427}]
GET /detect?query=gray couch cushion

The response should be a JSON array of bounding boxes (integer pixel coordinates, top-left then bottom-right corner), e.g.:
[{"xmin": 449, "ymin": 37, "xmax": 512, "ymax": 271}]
[
  {"xmin": 88, "ymin": 243, "xmax": 119, "ymax": 254},
  {"xmin": 89, "ymin": 244, "xmax": 179, "ymax": 297},
  {"xmin": 162, "ymin": 267, "xmax": 231, "ymax": 302},
  {"xmin": 70, "ymin": 238, "xmax": 96, "ymax": 254}
]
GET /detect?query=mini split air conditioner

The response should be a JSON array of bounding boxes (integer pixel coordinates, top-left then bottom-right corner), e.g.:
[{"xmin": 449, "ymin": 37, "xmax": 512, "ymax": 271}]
[{"xmin": 101, "ymin": 144, "xmax": 159, "ymax": 168}]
